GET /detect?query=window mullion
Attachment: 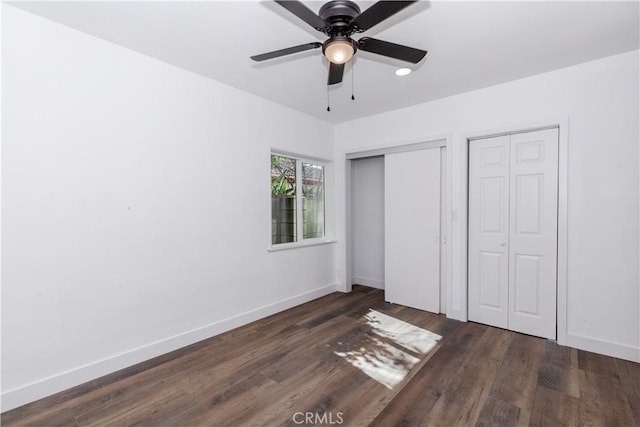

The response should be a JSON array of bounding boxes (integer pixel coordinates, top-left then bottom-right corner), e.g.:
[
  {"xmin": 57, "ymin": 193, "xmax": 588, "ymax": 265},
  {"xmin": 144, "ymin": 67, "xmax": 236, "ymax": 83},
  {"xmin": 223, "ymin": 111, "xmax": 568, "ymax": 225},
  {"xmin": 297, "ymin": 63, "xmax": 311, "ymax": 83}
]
[{"xmin": 296, "ymin": 159, "xmax": 304, "ymax": 241}]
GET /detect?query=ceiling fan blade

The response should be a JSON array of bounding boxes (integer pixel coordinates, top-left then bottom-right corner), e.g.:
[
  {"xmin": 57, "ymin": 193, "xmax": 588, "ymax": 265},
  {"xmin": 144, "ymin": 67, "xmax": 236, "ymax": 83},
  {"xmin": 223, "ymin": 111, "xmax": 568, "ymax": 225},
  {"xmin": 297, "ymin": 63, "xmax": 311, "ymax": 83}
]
[
  {"xmin": 251, "ymin": 42, "xmax": 322, "ymax": 62},
  {"xmin": 351, "ymin": 1, "xmax": 417, "ymax": 32},
  {"xmin": 275, "ymin": 0, "xmax": 328, "ymax": 32},
  {"xmin": 328, "ymin": 62, "xmax": 345, "ymax": 85},
  {"xmin": 358, "ymin": 37, "xmax": 427, "ymax": 64}
]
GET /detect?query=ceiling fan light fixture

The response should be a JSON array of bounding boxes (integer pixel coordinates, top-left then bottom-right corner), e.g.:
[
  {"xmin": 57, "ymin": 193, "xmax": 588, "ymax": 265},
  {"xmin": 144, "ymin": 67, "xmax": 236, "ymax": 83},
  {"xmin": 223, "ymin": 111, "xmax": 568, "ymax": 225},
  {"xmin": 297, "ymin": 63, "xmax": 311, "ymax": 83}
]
[
  {"xmin": 395, "ymin": 67, "xmax": 412, "ymax": 76},
  {"xmin": 323, "ymin": 37, "xmax": 355, "ymax": 64},
  {"xmin": 251, "ymin": 1, "xmax": 429, "ymax": 88}
]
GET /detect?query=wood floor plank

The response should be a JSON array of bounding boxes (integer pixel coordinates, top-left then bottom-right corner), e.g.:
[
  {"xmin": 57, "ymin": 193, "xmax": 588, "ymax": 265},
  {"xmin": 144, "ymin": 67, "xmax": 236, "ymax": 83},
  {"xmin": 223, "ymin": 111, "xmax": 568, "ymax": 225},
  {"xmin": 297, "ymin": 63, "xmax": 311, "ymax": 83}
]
[
  {"xmin": 294, "ymin": 289, "xmax": 374, "ymax": 328},
  {"xmin": 259, "ymin": 315, "xmax": 360, "ymax": 383},
  {"xmin": 615, "ymin": 357, "xmax": 640, "ymax": 426},
  {"xmin": 369, "ymin": 321, "xmax": 483, "ymax": 426},
  {"xmin": 327, "ymin": 377, "xmax": 385, "ymax": 427},
  {"xmin": 488, "ymin": 332, "xmax": 546, "ymax": 411},
  {"xmin": 536, "ymin": 340, "xmax": 580, "ymax": 398},
  {"xmin": 1, "ymin": 336, "xmax": 229, "ymax": 426},
  {"xmin": 2, "ymin": 287, "xmax": 638, "ymax": 427},
  {"xmin": 239, "ymin": 359, "xmax": 344, "ymax": 426},
  {"xmin": 579, "ymin": 367, "xmax": 636, "ymax": 427},
  {"xmin": 281, "ymin": 353, "xmax": 377, "ymax": 425},
  {"xmin": 176, "ymin": 374, "xmax": 281, "ymax": 426},
  {"xmin": 528, "ymin": 385, "xmax": 580, "ymax": 427},
  {"xmin": 577, "ymin": 349, "xmax": 620, "ymax": 377},
  {"xmin": 474, "ymin": 396, "xmax": 522, "ymax": 427},
  {"xmin": 424, "ymin": 326, "xmax": 514, "ymax": 426}
]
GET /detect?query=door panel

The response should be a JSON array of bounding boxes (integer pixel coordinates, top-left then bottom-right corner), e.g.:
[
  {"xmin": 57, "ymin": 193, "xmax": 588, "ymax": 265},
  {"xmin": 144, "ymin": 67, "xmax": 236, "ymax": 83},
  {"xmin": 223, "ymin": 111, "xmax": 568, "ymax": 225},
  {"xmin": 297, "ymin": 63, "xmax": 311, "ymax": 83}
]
[
  {"xmin": 468, "ymin": 136, "xmax": 510, "ymax": 329},
  {"xmin": 514, "ymin": 174, "xmax": 543, "ymax": 234},
  {"xmin": 479, "ymin": 251, "xmax": 504, "ymax": 308},
  {"xmin": 513, "ymin": 254, "xmax": 541, "ymax": 315},
  {"xmin": 480, "ymin": 177, "xmax": 507, "ymax": 233},
  {"xmin": 508, "ymin": 129, "xmax": 558, "ymax": 339},
  {"xmin": 385, "ymin": 148, "xmax": 441, "ymax": 313}
]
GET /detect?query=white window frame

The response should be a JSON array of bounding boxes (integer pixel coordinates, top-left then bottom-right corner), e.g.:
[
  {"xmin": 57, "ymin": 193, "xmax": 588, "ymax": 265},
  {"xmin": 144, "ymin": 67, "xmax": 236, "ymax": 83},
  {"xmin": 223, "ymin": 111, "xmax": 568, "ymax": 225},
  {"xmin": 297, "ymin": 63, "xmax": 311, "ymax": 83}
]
[{"xmin": 269, "ymin": 151, "xmax": 334, "ymax": 252}]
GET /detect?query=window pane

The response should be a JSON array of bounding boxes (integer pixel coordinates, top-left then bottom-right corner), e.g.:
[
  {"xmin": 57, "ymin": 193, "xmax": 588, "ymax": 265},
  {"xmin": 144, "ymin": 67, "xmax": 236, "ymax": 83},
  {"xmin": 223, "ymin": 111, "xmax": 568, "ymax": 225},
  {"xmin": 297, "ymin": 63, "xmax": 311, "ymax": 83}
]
[
  {"xmin": 302, "ymin": 162, "xmax": 325, "ymax": 239},
  {"xmin": 271, "ymin": 155, "xmax": 297, "ymax": 244}
]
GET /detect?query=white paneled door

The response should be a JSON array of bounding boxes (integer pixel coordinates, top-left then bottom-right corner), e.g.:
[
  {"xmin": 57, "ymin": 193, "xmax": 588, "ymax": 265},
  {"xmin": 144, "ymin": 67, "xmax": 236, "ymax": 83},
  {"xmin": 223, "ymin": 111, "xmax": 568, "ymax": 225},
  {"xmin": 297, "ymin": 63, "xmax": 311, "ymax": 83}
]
[
  {"xmin": 385, "ymin": 148, "xmax": 441, "ymax": 313},
  {"xmin": 508, "ymin": 130, "xmax": 559, "ymax": 338},
  {"xmin": 468, "ymin": 135, "xmax": 511, "ymax": 329},
  {"xmin": 468, "ymin": 128, "xmax": 559, "ymax": 339}
]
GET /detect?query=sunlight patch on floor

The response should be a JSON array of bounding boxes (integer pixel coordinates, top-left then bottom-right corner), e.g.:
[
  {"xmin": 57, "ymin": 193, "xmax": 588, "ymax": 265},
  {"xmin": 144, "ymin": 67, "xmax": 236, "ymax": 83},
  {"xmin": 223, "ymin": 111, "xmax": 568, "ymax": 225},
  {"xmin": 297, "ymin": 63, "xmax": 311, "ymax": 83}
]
[
  {"xmin": 364, "ymin": 310, "xmax": 442, "ymax": 355},
  {"xmin": 334, "ymin": 310, "xmax": 442, "ymax": 389}
]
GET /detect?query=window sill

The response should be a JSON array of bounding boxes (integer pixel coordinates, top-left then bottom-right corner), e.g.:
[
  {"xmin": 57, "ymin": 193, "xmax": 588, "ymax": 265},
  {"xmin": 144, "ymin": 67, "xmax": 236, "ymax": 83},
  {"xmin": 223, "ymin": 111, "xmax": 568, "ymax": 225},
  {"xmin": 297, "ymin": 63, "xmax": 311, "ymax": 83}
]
[{"xmin": 268, "ymin": 239, "xmax": 336, "ymax": 252}]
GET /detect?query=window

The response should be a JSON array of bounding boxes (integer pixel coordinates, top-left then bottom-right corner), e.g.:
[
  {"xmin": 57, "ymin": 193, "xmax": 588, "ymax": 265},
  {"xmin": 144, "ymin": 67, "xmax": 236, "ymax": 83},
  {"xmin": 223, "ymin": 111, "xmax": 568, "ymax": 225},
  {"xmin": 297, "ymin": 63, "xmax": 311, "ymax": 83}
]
[
  {"xmin": 271, "ymin": 154, "xmax": 325, "ymax": 246},
  {"xmin": 271, "ymin": 155, "xmax": 297, "ymax": 244}
]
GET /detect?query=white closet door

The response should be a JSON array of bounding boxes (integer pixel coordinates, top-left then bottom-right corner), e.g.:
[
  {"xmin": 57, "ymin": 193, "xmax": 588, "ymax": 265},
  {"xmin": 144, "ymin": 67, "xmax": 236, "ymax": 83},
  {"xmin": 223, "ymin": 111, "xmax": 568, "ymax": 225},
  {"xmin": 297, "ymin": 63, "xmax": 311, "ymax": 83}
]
[
  {"xmin": 508, "ymin": 129, "xmax": 558, "ymax": 339},
  {"xmin": 385, "ymin": 148, "xmax": 441, "ymax": 313},
  {"xmin": 440, "ymin": 147, "xmax": 448, "ymax": 314},
  {"xmin": 468, "ymin": 135, "xmax": 511, "ymax": 329}
]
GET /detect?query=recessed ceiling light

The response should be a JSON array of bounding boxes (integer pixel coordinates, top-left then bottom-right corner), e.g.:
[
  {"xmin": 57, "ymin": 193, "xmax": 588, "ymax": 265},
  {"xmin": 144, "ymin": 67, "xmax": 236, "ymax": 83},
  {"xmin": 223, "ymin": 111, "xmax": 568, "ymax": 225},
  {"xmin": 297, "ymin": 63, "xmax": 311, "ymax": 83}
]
[{"xmin": 395, "ymin": 68, "xmax": 412, "ymax": 76}]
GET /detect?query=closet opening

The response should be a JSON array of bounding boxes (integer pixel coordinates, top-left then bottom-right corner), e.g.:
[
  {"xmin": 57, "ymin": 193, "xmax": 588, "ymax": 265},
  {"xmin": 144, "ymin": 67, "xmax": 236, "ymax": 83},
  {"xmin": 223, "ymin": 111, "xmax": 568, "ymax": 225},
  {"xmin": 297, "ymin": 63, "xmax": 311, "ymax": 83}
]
[{"xmin": 347, "ymin": 140, "xmax": 447, "ymax": 315}]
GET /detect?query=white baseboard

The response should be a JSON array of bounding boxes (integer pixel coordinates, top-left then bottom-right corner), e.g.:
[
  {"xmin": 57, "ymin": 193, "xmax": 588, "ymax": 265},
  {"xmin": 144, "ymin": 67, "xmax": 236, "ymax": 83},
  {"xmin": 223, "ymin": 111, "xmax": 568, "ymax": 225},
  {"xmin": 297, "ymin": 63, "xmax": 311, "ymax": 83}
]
[
  {"xmin": 351, "ymin": 276, "xmax": 384, "ymax": 290},
  {"xmin": 566, "ymin": 332, "xmax": 640, "ymax": 363},
  {"xmin": 1, "ymin": 284, "xmax": 337, "ymax": 412}
]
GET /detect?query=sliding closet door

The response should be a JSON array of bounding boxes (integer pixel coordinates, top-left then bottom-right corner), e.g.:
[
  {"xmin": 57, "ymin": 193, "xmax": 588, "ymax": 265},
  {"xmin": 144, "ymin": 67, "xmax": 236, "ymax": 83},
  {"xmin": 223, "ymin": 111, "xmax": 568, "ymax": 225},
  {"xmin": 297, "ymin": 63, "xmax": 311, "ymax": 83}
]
[
  {"xmin": 385, "ymin": 148, "xmax": 441, "ymax": 313},
  {"xmin": 468, "ymin": 135, "xmax": 511, "ymax": 329},
  {"xmin": 508, "ymin": 129, "xmax": 558, "ymax": 339}
]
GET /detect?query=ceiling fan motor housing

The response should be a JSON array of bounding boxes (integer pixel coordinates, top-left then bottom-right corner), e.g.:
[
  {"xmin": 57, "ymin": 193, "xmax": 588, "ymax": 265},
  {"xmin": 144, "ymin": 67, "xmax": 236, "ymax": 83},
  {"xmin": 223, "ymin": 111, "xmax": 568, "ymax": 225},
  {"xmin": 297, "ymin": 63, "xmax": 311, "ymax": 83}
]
[{"xmin": 319, "ymin": 0, "xmax": 361, "ymax": 35}]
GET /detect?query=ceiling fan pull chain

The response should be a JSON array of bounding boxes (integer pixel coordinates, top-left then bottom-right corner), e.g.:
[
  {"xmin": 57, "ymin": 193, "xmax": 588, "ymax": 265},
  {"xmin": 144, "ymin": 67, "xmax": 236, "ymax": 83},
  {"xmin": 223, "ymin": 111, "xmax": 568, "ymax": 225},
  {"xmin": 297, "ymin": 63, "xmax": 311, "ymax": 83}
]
[
  {"xmin": 327, "ymin": 86, "xmax": 331, "ymax": 112},
  {"xmin": 351, "ymin": 62, "xmax": 355, "ymax": 100}
]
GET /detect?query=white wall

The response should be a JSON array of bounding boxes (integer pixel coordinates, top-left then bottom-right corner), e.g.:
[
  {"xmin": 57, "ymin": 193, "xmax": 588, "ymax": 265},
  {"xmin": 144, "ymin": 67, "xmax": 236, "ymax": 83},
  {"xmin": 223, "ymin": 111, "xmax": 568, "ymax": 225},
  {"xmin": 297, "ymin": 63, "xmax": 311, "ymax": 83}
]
[
  {"xmin": 350, "ymin": 156, "xmax": 385, "ymax": 289},
  {"xmin": 335, "ymin": 50, "xmax": 640, "ymax": 362},
  {"xmin": 1, "ymin": 5, "xmax": 336, "ymax": 410}
]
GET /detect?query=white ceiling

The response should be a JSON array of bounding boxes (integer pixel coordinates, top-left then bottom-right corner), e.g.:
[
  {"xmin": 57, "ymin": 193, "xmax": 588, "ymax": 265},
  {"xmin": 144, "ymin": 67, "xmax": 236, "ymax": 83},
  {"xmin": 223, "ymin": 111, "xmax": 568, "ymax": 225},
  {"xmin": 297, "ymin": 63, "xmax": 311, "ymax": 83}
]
[{"xmin": 8, "ymin": 1, "xmax": 640, "ymax": 123}]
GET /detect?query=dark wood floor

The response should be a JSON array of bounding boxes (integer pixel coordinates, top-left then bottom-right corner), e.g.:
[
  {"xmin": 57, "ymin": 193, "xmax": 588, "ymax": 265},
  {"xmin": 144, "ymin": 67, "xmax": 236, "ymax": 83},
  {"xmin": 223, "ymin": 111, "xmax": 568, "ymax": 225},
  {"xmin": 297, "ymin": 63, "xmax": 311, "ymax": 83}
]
[{"xmin": 2, "ymin": 286, "xmax": 638, "ymax": 426}]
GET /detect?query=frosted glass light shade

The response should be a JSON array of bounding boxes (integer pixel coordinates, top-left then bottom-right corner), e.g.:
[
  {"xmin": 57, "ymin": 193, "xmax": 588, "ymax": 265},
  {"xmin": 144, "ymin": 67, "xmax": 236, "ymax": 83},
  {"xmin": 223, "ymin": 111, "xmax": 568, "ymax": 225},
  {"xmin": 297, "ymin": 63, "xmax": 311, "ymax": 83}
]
[{"xmin": 324, "ymin": 40, "xmax": 354, "ymax": 64}]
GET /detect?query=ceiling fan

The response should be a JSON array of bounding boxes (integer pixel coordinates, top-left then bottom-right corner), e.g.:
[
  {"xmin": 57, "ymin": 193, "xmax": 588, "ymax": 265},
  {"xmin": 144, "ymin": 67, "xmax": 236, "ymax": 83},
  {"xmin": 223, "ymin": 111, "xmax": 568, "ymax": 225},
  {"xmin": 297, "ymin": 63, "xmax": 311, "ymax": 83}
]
[{"xmin": 250, "ymin": 0, "xmax": 427, "ymax": 86}]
